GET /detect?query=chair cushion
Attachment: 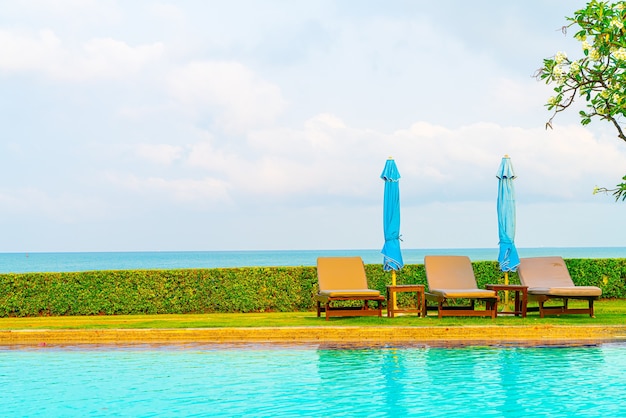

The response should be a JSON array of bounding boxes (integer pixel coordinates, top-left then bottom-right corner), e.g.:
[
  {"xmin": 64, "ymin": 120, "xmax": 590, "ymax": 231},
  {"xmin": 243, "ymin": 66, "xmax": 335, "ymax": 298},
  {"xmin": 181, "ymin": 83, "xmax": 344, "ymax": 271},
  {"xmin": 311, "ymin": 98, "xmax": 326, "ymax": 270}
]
[
  {"xmin": 528, "ymin": 286, "xmax": 602, "ymax": 297},
  {"xmin": 424, "ymin": 255, "xmax": 479, "ymax": 289},
  {"xmin": 316, "ymin": 257, "xmax": 369, "ymax": 291},
  {"xmin": 428, "ymin": 288, "xmax": 497, "ymax": 299},
  {"xmin": 519, "ymin": 257, "xmax": 574, "ymax": 288}
]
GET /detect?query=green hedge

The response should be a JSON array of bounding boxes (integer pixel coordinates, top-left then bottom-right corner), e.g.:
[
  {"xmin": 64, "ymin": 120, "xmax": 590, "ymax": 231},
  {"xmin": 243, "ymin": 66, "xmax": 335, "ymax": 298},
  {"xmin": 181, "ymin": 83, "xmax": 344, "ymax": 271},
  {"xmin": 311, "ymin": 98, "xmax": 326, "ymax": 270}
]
[{"xmin": 0, "ymin": 259, "xmax": 624, "ymax": 317}]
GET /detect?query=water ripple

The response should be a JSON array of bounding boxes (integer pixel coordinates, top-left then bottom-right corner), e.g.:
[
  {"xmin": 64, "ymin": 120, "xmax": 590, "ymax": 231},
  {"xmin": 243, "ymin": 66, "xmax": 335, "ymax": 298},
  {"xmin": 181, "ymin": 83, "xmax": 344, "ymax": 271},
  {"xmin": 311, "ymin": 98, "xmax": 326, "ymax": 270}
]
[{"xmin": 2, "ymin": 343, "xmax": 626, "ymax": 416}]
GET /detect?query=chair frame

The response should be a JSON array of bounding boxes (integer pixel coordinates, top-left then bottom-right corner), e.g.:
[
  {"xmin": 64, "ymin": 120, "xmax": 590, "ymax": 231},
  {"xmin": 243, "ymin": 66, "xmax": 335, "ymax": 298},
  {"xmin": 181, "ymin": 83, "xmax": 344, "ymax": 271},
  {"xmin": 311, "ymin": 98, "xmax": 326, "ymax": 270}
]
[
  {"xmin": 425, "ymin": 295, "xmax": 499, "ymax": 318},
  {"xmin": 424, "ymin": 255, "xmax": 499, "ymax": 318},
  {"xmin": 526, "ymin": 294, "xmax": 596, "ymax": 318},
  {"xmin": 316, "ymin": 296, "xmax": 385, "ymax": 320}
]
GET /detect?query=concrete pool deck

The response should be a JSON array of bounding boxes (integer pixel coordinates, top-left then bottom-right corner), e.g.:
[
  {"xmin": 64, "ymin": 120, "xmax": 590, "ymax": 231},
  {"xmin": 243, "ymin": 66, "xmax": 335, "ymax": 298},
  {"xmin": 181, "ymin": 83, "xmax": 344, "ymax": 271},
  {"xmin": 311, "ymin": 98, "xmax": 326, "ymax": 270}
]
[{"xmin": 2, "ymin": 325, "xmax": 626, "ymax": 346}]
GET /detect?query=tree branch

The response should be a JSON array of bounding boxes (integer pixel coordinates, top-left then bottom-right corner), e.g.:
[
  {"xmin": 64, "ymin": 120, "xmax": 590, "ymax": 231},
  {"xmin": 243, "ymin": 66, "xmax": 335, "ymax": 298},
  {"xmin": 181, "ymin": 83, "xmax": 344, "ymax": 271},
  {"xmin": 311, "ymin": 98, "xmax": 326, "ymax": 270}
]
[{"xmin": 609, "ymin": 116, "xmax": 626, "ymax": 142}]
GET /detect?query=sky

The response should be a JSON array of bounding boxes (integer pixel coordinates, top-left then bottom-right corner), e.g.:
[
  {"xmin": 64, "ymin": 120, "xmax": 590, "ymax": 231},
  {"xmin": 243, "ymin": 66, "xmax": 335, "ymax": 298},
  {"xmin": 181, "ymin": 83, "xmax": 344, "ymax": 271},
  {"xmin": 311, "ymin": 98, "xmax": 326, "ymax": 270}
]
[{"xmin": 1, "ymin": 0, "xmax": 625, "ymax": 253}]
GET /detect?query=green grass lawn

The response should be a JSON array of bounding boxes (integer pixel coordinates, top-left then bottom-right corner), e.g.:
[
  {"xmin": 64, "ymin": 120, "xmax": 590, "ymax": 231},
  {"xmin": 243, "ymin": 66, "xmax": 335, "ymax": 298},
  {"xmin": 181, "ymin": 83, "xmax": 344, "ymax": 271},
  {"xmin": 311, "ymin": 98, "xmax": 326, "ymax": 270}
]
[{"xmin": 0, "ymin": 299, "xmax": 623, "ymax": 330}]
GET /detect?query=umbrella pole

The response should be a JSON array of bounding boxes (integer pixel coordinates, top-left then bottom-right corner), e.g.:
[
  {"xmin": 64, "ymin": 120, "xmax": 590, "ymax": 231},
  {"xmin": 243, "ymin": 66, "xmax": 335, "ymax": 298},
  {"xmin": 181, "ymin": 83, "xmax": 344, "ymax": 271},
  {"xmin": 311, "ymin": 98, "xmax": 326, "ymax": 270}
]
[
  {"xmin": 504, "ymin": 271, "xmax": 510, "ymax": 303},
  {"xmin": 502, "ymin": 271, "xmax": 511, "ymax": 312},
  {"xmin": 392, "ymin": 270, "xmax": 398, "ymax": 310}
]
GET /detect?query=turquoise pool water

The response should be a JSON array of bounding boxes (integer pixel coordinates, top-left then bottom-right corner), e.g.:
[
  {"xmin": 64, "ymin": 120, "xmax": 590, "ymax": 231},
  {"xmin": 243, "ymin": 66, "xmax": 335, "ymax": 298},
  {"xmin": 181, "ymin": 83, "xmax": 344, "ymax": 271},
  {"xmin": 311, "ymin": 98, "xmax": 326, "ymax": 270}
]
[{"xmin": 1, "ymin": 342, "xmax": 625, "ymax": 417}]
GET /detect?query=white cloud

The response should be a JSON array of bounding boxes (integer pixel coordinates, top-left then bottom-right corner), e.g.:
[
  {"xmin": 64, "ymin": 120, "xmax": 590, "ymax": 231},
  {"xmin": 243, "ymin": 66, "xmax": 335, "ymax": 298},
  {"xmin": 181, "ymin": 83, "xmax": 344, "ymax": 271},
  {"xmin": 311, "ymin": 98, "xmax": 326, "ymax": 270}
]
[
  {"xmin": 135, "ymin": 143, "xmax": 183, "ymax": 165},
  {"xmin": 0, "ymin": 29, "xmax": 62, "ymax": 72},
  {"xmin": 237, "ymin": 118, "xmax": 626, "ymax": 206},
  {"xmin": 395, "ymin": 122, "xmax": 626, "ymax": 203},
  {"xmin": 148, "ymin": 3, "xmax": 186, "ymax": 23},
  {"xmin": 0, "ymin": 187, "xmax": 109, "ymax": 223},
  {"xmin": 0, "ymin": 28, "xmax": 164, "ymax": 80},
  {"xmin": 167, "ymin": 61, "xmax": 288, "ymax": 132},
  {"xmin": 1, "ymin": 0, "xmax": 624, "ymax": 252},
  {"xmin": 186, "ymin": 138, "xmax": 234, "ymax": 173},
  {"xmin": 106, "ymin": 173, "xmax": 232, "ymax": 205},
  {"xmin": 2, "ymin": 0, "xmax": 120, "ymax": 21},
  {"xmin": 74, "ymin": 38, "xmax": 164, "ymax": 80}
]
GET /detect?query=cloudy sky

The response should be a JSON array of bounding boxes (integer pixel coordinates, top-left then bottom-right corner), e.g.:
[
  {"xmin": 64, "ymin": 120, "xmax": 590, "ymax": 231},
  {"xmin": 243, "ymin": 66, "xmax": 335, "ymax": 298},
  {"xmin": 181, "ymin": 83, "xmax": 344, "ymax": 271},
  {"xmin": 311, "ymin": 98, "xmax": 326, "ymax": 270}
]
[{"xmin": 1, "ymin": 0, "xmax": 625, "ymax": 253}]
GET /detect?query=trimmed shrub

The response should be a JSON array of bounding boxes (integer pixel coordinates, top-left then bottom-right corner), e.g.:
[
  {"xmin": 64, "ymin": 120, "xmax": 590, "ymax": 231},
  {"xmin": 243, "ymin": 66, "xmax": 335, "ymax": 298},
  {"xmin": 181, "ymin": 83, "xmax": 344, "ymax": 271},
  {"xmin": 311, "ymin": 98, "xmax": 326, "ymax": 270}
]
[{"xmin": 0, "ymin": 259, "xmax": 623, "ymax": 317}]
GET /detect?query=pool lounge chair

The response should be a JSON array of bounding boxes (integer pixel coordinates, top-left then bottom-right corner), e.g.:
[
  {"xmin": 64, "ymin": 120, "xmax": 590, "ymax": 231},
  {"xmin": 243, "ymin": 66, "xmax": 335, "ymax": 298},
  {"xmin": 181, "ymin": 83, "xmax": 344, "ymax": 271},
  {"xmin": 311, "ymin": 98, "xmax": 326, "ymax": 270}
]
[
  {"xmin": 518, "ymin": 256, "xmax": 602, "ymax": 317},
  {"xmin": 424, "ymin": 255, "xmax": 498, "ymax": 318},
  {"xmin": 315, "ymin": 256, "xmax": 385, "ymax": 320}
]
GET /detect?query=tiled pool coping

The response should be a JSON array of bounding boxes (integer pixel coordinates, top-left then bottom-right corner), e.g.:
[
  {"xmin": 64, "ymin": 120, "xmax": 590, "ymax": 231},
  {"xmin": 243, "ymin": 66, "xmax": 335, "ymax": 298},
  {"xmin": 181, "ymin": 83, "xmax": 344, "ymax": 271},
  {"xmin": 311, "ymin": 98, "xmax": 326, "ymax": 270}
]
[{"xmin": 2, "ymin": 325, "xmax": 626, "ymax": 346}]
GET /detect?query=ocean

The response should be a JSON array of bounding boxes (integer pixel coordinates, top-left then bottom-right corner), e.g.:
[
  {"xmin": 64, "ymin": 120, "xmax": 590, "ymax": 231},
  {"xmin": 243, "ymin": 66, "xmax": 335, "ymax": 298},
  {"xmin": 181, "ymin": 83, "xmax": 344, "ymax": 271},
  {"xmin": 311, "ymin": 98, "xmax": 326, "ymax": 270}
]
[{"xmin": 0, "ymin": 247, "xmax": 624, "ymax": 273}]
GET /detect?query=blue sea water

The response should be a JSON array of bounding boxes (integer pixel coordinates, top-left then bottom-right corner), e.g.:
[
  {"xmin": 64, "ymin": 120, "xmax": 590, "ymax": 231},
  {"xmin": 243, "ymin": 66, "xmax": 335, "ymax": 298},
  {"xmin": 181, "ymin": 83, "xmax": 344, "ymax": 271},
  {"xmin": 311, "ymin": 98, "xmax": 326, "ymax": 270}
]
[
  {"xmin": 0, "ymin": 247, "xmax": 624, "ymax": 273},
  {"xmin": 2, "ymin": 342, "xmax": 626, "ymax": 417}
]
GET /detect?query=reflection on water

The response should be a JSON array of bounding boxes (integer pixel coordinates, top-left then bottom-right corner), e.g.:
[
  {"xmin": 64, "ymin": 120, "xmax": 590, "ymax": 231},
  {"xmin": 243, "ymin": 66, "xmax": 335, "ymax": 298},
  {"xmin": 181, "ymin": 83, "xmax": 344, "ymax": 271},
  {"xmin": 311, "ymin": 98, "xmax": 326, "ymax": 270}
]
[{"xmin": 1, "ymin": 342, "xmax": 625, "ymax": 417}]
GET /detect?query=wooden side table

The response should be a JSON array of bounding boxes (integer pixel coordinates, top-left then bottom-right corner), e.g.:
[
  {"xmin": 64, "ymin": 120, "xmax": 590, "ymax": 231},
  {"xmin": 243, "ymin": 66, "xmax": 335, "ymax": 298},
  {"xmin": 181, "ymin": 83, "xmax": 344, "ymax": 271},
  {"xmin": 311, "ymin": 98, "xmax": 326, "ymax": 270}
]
[
  {"xmin": 485, "ymin": 284, "xmax": 528, "ymax": 318},
  {"xmin": 386, "ymin": 285, "xmax": 426, "ymax": 318}
]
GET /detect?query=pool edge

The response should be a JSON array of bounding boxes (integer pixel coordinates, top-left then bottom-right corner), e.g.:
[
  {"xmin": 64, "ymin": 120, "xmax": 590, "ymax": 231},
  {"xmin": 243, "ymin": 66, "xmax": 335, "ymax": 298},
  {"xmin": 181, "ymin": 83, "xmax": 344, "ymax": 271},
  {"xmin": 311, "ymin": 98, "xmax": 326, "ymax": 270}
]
[{"xmin": 1, "ymin": 325, "xmax": 626, "ymax": 346}]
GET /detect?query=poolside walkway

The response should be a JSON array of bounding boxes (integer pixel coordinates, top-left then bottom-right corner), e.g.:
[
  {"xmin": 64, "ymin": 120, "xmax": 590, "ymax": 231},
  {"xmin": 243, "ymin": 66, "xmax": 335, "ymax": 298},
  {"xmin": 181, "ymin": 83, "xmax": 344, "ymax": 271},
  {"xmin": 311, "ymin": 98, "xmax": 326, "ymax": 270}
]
[{"xmin": 2, "ymin": 325, "xmax": 626, "ymax": 346}]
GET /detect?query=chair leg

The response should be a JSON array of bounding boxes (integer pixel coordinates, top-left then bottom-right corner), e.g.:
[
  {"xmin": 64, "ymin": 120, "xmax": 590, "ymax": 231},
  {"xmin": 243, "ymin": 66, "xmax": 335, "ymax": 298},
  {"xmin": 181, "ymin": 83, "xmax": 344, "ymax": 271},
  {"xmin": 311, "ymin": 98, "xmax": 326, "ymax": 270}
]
[{"xmin": 589, "ymin": 299, "xmax": 595, "ymax": 318}]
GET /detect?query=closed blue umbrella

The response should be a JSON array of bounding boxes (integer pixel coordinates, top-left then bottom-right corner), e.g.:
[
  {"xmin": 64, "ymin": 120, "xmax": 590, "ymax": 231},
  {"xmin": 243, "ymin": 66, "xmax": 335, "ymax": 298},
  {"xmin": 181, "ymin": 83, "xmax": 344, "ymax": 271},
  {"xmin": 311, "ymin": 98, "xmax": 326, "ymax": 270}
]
[
  {"xmin": 381, "ymin": 158, "xmax": 404, "ymax": 285},
  {"xmin": 497, "ymin": 155, "xmax": 520, "ymax": 292}
]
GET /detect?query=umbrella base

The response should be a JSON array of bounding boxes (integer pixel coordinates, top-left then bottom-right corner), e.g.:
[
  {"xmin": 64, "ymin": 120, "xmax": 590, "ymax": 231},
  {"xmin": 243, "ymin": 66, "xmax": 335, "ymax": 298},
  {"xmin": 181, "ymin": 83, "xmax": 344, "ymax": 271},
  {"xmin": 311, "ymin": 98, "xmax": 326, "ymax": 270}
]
[{"xmin": 500, "ymin": 303, "xmax": 514, "ymax": 313}]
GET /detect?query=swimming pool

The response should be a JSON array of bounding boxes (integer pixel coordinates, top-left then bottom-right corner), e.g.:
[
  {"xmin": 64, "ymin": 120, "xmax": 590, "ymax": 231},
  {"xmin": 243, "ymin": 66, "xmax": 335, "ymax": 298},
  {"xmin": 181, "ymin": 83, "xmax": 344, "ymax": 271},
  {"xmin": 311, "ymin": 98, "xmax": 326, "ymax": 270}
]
[{"xmin": 1, "ymin": 342, "xmax": 625, "ymax": 417}]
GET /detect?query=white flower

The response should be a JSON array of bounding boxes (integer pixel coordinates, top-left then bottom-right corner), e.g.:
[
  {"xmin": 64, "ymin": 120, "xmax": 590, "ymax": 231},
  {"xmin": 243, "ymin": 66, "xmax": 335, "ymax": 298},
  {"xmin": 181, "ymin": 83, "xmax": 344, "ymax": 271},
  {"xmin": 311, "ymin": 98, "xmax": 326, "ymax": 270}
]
[
  {"xmin": 582, "ymin": 40, "xmax": 591, "ymax": 51},
  {"xmin": 569, "ymin": 60, "xmax": 580, "ymax": 73},
  {"xmin": 589, "ymin": 47, "xmax": 601, "ymax": 61},
  {"xmin": 551, "ymin": 65, "xmax": 565, "ymax": 82},
  {"xmin": 548, "ymin": 96, "xmax": 559, "ymax": 106},
  {"xmin": 611, "ymin": 17, "xmax": 625, "ymax": 29},
  {"xmin": 614, "ymin": 47, "xmax": 626, "ymax": 60},
  {"xmin": 555, "ymin": 51, "xmax": 567, "ymax": 64}
]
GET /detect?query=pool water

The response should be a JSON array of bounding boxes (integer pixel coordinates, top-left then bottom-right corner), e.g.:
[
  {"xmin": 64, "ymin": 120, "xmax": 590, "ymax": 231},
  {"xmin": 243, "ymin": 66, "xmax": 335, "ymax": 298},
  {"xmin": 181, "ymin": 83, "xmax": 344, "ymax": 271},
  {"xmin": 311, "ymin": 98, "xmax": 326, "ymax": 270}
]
[{"xmin": 1, "ymin": 342, "xmax": 625, "ymax": 417}]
